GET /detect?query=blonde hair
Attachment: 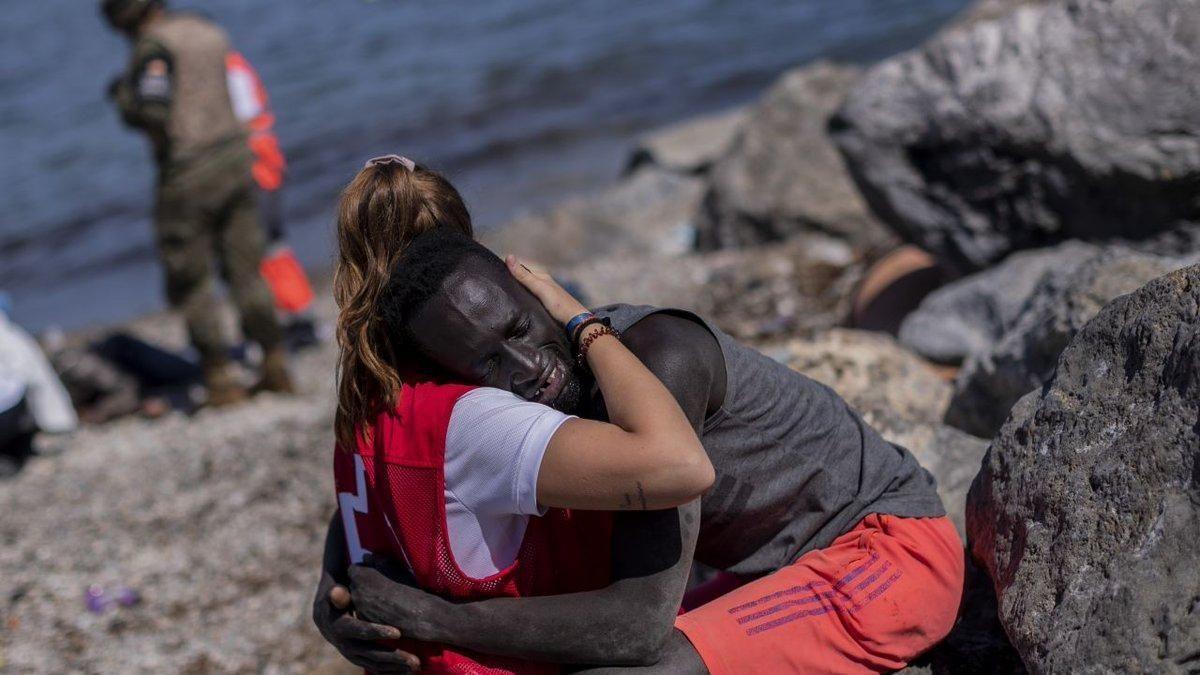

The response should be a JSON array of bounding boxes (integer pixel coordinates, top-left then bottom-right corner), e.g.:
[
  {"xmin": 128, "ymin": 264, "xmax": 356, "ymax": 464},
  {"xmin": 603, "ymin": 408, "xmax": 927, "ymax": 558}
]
[{"xmin": 333, "ymin": 161, "xmax": 472, "ymax": 448}]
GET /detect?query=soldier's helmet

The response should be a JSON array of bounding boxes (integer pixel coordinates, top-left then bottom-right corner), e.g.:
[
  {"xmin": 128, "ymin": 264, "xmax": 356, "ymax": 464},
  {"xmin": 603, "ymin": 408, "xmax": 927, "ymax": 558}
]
[{"xmin": 100, "ymin": 0, "xmax": 163, "ymax": 31}]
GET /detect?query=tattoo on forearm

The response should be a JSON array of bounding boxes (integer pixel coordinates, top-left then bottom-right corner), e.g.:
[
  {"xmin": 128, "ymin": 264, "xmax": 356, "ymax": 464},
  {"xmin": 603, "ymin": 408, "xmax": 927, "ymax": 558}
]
[
  {"xmin": 636, "ymin": 481, "xmax": 647, "ymax": 510},
  {"xmin": 621, "ymin": 492, "xmax": 633, "ymax": 509}
]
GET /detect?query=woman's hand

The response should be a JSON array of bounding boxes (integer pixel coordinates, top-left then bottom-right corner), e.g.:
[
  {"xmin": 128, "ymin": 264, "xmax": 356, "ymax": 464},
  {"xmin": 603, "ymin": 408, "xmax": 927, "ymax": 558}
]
[{"xmin": 506, "ymin": 255, "xmax": 587, "ymax": 326}]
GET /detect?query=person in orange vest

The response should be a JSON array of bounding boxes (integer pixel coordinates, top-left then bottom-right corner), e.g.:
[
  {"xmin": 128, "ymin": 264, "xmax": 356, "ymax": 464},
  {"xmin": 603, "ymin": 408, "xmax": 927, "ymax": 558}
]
[
  {"xmin": 102, "ymin": 0, "xmax": 293, "ymax": 405},
  {"xmin": 225, "ymin": 51, "xmax": 319, "ymax": 348}
]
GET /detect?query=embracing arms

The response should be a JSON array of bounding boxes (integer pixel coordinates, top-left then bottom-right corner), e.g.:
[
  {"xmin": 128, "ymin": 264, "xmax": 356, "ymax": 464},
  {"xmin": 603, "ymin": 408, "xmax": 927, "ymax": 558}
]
[
  {"xmin": 311, "ymin": 513, "xmax": 417, "ymax": 673},
  {"xmin": 314, "ymin": 259, "xmax": 728, "ymax": 669},
  {"xmin": 346, "ymin": 310, "xmax": 727, "ymax": 666}
]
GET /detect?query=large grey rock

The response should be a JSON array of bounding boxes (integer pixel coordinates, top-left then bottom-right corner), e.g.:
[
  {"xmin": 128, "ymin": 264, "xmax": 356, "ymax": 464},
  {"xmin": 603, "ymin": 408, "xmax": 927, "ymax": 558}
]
[
  {"xmin": 625, "ymin": 107, "xmax": 748, "ymax": 176},
  {"xmin": 966, "ymin": 264, "xmax": 1200, "ymax": 673},
  {"xmin": 832, "ymin": 0, "xmax": 1200, "ymax": 274},
  {"xmin": 946, "ymin": 248, "xmax": 1182, "ymax": 437},
  {"xmin": 899, "ymin": 241, "xmax": 1098, "ymax": 365},
  {"xmin": 779, "ymin": 330, "xmax": 988, "ymax": 537},
  {"xmin": 697, "ymin": 62, "xmax": 893, "ymax": 252}
]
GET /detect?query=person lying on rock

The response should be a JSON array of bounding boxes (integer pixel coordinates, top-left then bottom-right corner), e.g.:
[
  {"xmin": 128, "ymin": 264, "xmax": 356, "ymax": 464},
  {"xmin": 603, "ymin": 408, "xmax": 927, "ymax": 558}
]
[{"xmin": 314, "ymin": 157, "xmax": 965, "ymax": 674}]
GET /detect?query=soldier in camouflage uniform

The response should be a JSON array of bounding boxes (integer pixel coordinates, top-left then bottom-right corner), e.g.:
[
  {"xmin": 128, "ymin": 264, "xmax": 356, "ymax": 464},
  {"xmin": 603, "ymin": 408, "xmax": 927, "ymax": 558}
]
[{"xmin": 102, "ymin": 0, "xmax": 293, "ymax": 405}]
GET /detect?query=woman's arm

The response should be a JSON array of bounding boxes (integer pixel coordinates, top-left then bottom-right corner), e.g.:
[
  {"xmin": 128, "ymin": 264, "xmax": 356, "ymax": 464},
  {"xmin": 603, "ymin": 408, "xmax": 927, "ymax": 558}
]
[{"xmin": 509, "ymin": 257, "xmax": 714, "ymax": 511}]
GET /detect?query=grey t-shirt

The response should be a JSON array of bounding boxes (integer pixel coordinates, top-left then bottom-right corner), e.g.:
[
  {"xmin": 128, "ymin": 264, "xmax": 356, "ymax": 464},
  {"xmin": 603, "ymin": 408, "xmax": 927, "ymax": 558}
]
[{"xmin": 595, "ymin": 304, "xmax": 945, "ymax": 577}]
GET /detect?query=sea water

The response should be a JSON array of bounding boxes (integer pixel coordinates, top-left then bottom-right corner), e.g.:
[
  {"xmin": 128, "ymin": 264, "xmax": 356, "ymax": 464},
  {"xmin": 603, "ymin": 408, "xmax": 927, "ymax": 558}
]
[{"xmin": 0, "ymin": 0, "xmax": 968, "ymax": 331}]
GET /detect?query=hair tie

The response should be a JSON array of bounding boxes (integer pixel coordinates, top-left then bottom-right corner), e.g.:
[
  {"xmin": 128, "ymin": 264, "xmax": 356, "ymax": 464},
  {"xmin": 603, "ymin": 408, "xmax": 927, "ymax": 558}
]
[{"xmin": 364, "ymin": 154, "xmax": 417, "ymax": 171}]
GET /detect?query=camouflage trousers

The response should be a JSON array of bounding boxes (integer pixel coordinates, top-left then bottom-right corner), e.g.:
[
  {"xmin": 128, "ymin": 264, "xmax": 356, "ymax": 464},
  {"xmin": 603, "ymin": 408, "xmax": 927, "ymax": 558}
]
[{"xmin": 154, "ymin": 141, "xmax": 282, "ymax": 370}]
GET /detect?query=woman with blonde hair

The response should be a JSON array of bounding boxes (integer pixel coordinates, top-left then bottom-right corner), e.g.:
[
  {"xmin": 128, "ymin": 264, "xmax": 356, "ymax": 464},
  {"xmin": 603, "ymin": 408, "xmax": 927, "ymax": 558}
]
[{"xmin": 316, "ymin": 155, "xmax": 711, "ymax": 673}]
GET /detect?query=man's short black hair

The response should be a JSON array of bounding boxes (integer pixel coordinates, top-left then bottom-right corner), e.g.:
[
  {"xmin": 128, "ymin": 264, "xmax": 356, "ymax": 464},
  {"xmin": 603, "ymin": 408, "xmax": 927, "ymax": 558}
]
[{"xmin": 377, "ymin": 227, "xmax": 502, "ymax": 363}]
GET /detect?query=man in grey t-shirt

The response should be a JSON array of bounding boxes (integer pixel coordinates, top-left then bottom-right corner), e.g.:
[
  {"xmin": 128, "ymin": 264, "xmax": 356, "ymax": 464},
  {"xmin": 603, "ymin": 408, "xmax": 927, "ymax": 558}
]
[{"xmin": 313, "ymin": 232, "xmax": 964, "ymax": 673}]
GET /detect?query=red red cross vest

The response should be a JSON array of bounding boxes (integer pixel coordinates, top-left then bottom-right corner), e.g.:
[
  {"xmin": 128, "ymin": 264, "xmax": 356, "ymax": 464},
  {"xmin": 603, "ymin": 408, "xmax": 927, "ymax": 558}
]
[{"xmin": 333, "ymin": 381, "xmax": 613, "ymax": 674}]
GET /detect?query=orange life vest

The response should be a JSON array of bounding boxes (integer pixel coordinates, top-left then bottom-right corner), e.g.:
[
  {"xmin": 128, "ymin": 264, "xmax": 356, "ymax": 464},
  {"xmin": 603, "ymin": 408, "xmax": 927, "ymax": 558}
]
[{"xmin": 225, "ymin": 50, "xmax": 286, "ymax": 191}]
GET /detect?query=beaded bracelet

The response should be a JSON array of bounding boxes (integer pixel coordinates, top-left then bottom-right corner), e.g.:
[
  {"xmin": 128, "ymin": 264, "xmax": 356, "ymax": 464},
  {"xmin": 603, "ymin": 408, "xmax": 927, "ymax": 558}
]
[{"xmin": 576, "ymin": 325, "xmax": 620, "ymax": 366}]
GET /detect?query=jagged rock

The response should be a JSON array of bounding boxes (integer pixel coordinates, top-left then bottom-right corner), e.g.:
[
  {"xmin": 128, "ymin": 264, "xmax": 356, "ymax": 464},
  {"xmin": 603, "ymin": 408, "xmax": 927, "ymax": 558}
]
[
  {"xmin": 945, "ymin": 248, "xmax": 1182, "ymax": 437},
  {"xmin": 484, "ymin": 165, "xmax": 704, "ymax": 267},
  {"xmin": 778, "ymin": 330, "xmax": 988, "ymax": 537},
  {"xmin": 696, "ymin": 62, "xmax": 893, "ymax": 252},
  {"xmin": 898, "ymin": 241, "xmax": 1099, "ymax": 365},
  {"xmin": 570, "ymin": 234, "xmax": 863, "ymax": 344},
  {"xmin": 832, "ymin": 0, "xmax": 1200, "ymax": 274},
  {"xmin": 694, "ymin": 237, "xmax": 861, "ymax": 342},
  {"xmin": 779, "ymin": 329, "xmax": 951, "ymax": 426},
  {"xmin": 625, "ymin": 108, "xmax": 748, "ymax": 176},
  {"xmin": 967, "ymin": 264, "xmax": 1200, "ymax": 672}
]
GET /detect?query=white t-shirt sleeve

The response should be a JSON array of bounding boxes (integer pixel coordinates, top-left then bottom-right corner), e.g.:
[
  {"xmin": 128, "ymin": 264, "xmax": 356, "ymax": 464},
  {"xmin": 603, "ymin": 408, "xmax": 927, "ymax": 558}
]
[
  {"xmin": 442, "ymin": 387, "xmax": 574, "ymax": 579},
  {"xmin": 445, "ymin": 387, "xmax": 574, "ymax": 517}
]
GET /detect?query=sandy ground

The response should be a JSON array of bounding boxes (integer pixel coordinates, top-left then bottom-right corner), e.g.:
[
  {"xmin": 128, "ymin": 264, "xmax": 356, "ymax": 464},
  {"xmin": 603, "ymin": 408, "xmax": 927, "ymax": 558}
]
[{"xmin": 0, "ymin": 294, "xmax": 356, "ymax": 673}]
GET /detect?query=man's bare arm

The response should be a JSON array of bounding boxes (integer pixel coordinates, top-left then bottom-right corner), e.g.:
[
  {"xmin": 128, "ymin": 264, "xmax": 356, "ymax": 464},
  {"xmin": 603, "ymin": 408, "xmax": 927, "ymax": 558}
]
[
  {"xmin": 348, "ymin": 314, "xmax": 726, "ymax": 666},
  {"xmin": 351, "ymin": 501, "xmax": 699, "ymax": 665}
]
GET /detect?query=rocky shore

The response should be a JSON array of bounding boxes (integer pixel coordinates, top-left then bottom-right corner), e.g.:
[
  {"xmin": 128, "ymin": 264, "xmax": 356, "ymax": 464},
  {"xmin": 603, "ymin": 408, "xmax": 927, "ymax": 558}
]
[{"xmin": 3, "ymin": 0, "xmax": 1199, "ymax": 671}]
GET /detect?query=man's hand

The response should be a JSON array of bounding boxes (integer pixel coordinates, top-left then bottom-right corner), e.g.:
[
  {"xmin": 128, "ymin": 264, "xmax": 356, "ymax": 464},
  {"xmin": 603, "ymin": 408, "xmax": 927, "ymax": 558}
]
[
  {"xmin": 312, "ymin": 514, "xmax": 421, "ymax": 675},
  {"xmin": 347, "ymin": 557, "xmax": 440, "ymax": 644},
  {"xmin": 312, "ymin": 567, "xmax": 420, "ymax": 673}
]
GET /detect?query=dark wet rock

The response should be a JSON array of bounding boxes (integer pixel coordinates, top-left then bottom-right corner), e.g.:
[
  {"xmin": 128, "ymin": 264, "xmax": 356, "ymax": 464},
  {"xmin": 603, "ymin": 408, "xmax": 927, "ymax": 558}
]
[
  {"xmin": 966, "ymin": 264, "xmax": 1200, "ymax": 672},
  {"xmin": 777, "ymin": 330, "xmax": 988, "ymax": 537},
  {"xmin": 898, "ymin": 241, "xmax": 1099, "ymax": 365},
  {"xmin": 485, "ymin": 165, "xmax": 704, "ymax": 267},
  {"xmin": 832, "ymin": 0, "xmax": 1200, "ymax": 273},
  {"xmin": 696, "ymin": 62, "xmax": 894, "ymax": 252},
  {"xmin": 945, "ymin": 248, "xmax": 1182, "ymax": 437},
  {"xmin": 625, "ymin": 108, "xmax": 748, "ymax": 176}
]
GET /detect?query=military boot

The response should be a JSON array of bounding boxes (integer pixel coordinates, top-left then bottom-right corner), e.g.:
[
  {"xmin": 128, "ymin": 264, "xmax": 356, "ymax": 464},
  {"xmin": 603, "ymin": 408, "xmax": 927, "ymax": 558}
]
[
  {"xmin": 254, "ymin": 346, "xmax": 296, "ymax": 395},
  {"xmin": 204, "ymin": 363, "xmax": 248, "ymax": 407}
]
